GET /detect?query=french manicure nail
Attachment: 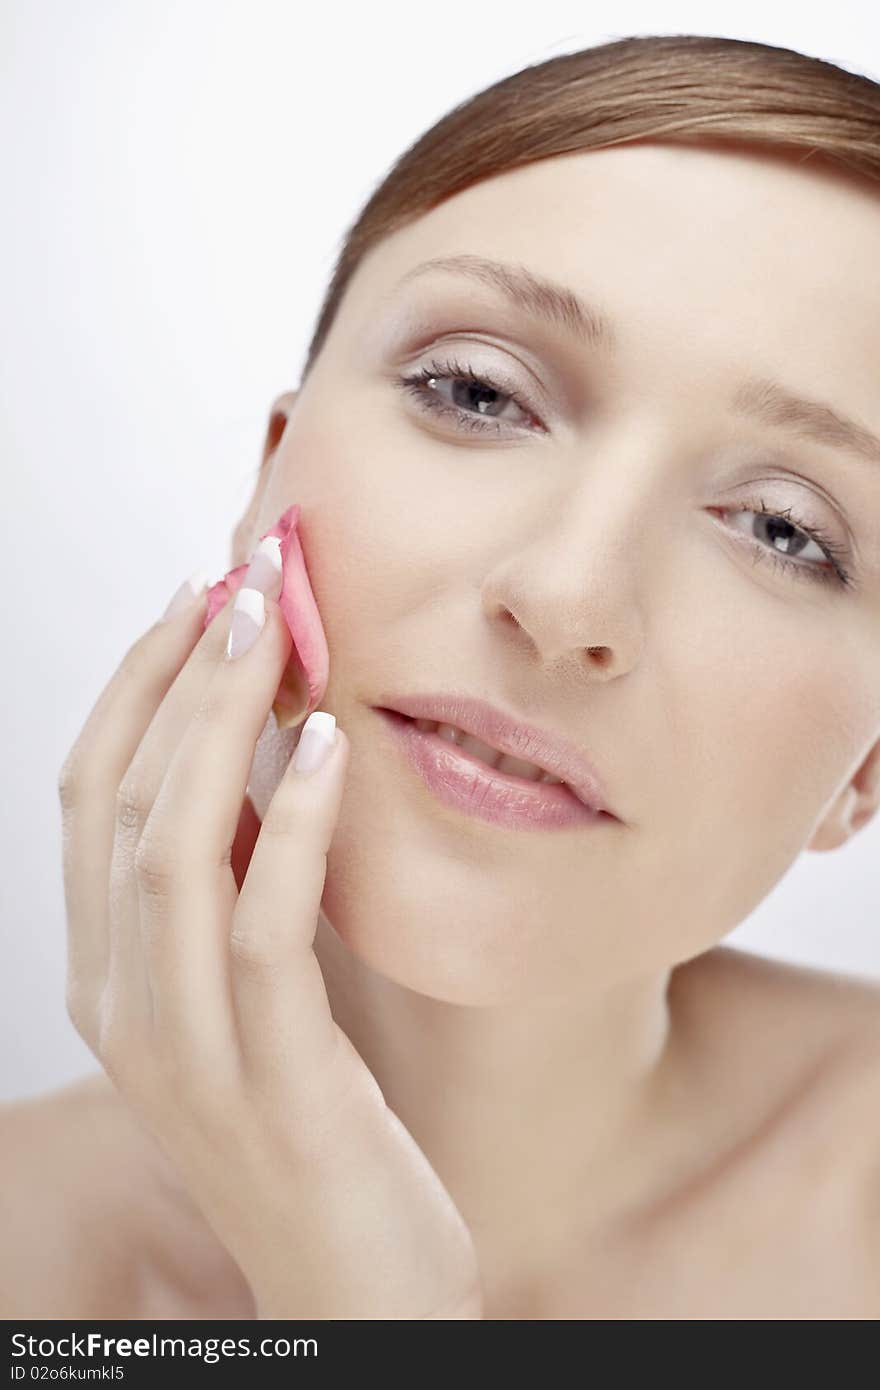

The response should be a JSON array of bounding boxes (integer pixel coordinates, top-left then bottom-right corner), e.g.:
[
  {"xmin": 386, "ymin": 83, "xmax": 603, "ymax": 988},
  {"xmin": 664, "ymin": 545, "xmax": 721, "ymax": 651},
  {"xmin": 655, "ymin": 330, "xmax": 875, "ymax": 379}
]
[
  {"xmin": 240, "ymin": 536, "xmax": 283, "ymax": 601},
  {"xmin": 160, "ymin": 570, "xmax": 209, "ymax": 622},
  {"xmin": 226, "ymin": 587, "xmax": 266, "ymax": 660},
  {"xmin": 292, "ymin": 710, "xmax": 337, "ymax": 774}
]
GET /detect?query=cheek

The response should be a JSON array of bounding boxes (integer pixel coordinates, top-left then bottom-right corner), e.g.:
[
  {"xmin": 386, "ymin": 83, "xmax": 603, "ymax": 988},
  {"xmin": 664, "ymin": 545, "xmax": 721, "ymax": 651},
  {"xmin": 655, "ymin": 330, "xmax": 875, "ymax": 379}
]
[
  {"xmin": 713, "ymin": 631, "xmax": 875, "ymax": 832},
  {"xmin": 660, "ymin": 621, "xmax": 877, "ymax": 931},
  {"xmin": 247, "ymin": 419, "xmax": 435, "ymax": 813},
  {"xmin": 262, "ymin": 417, "xmax": 472, "ymax": 704},
  {"xmin": 262, "ymin": 417, "xmax": 426, "ymax": 623},
  {"xmin": 613, "ymin": 622, "xmax": 876, "ymax": 967}
]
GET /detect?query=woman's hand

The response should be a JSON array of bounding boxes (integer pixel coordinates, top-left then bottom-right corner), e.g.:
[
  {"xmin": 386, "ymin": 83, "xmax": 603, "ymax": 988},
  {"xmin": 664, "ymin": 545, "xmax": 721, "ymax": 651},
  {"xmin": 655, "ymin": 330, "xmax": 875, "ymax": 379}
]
[{"xmin": 57, "ymin": 574, "xmax": 482, "ymax": 1320}]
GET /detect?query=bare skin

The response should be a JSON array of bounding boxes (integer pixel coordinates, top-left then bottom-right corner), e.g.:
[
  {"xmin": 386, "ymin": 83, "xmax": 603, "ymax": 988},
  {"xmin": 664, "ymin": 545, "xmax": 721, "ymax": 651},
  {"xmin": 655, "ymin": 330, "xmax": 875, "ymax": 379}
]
[
  {"xmin": 10, "ymin": 139, "xmax": 880, "ymax": 1319},
  {"xmin": 2, "ymin": 943, "xmax": 879, "ymax": 1319}
]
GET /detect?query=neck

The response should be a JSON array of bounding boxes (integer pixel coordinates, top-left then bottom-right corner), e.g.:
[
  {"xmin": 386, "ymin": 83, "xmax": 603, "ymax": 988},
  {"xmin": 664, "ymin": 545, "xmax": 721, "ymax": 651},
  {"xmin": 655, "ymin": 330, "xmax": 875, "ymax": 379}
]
[{"xmin": 313, "ymin": 913, "xmax": 698, "ymax": 1298}]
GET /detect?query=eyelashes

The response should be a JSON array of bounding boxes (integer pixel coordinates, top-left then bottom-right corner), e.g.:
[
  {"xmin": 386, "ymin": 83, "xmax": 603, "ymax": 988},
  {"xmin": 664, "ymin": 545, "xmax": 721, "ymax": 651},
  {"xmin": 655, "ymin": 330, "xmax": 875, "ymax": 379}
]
[
  {"xmin": 714, "ymin": 499, "xmax": 854, "ymax": 590},
  {"xmin": 392, "ymin": 354, "xmax": 856, "ymax": 592},
  {"xmin": 394, "ymin": 353, "xmax": 538, "ymax": 435}
]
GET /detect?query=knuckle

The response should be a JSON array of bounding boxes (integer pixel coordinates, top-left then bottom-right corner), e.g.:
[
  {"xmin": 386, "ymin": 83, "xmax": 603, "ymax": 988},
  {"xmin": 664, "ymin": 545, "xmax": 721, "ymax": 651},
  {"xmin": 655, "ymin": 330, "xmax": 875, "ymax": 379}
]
[
  {"xmin": 57, "ymin": 759, "xmax": 77, "ymax": 808},
  {"xmin": 192, "ymin": 684, "xmax": 228, "ymax": 729},
  {"xmin": 133, "ymin": 838, "xmax": 182, "ymax": 893},
  {"xmin": 115, "ymin": 779, "xmax": 151, "ymax": 836},
  {"xmin": 57, "ymin": 753, "xmax": 89, "ymax": 811},
  {"xmin": 228, "ymin": 928, "xmax": 283, "ymax": 979}
]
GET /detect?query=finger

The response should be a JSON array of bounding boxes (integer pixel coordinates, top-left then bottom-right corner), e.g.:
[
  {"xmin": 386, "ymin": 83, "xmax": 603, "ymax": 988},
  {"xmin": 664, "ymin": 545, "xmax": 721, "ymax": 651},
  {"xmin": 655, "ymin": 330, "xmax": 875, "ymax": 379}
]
[
  {"xmin": 231, "ymin": 794, "xmax": 262, "ymax": 893},
  {"xmin": 58, "ymin": 573, "xmax": 212, "ymax": 1051},
  {"xmin": 136, "ymin": 587, "xmax": 296, "ymax": 1088},
  {"xmin": 107, "ymin": 585, "xmax": 241, "ymax": 1053},
  {"xmin": 230, "ymin": 712, "xmax": 350, "ymax": 1105}
]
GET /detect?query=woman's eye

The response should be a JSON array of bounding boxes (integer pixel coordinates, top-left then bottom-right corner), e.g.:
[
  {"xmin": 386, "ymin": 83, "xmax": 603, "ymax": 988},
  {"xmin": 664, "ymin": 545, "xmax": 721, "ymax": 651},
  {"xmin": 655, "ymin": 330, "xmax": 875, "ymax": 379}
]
[
  {"xmin": 392, "ymin": 362, "xmax": 856, "ymax": 594},
  {"xmin": 714, "ymin": 502, "xmax": 853, "ymax": 590},
  {"xmin": 393, "ymin": 354, "xmax": 542, "ymax": 435}
]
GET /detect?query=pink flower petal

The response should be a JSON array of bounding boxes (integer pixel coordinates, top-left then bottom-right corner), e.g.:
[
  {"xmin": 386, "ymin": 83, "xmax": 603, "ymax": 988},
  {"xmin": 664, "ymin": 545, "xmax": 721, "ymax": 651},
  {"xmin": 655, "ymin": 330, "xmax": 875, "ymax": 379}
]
[{"xmin": 204, "ymin": 503, "xmax": 329, "ymax": 729}]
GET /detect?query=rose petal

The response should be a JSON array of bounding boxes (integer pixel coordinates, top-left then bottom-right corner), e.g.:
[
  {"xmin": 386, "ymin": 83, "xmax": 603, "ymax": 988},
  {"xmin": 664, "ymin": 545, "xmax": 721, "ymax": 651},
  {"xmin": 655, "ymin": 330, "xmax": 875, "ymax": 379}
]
[{"xmin": 204, "ymin": 503, "xmax": 329, "ymax": 730}]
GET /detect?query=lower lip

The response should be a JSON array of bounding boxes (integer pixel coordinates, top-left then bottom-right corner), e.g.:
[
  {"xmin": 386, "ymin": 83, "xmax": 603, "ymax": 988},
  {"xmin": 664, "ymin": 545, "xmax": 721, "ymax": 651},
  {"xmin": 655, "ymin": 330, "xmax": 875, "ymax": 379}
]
[{"xmin": 374, "ymin": 709, "xmax": 613, "ymax": 831}]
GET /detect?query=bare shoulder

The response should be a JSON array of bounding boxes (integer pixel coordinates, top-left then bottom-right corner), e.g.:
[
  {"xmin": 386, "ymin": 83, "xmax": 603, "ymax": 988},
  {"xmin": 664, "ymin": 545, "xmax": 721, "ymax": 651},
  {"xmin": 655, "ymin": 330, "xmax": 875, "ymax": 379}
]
[
  {"xmin": 0, "ymin": 1072, "xmax": 256, "ymax": 1320},
  {"xmin": 576, "ymin": 949, "xmax": 880, "ymax": 1317},
  {"xmin": 0, "ymin": 1071, "xmax": 144, "ymax": 1318},
  {"xmin": 675, "ymin": 944, "xmax": 880, "ymax": 1181},
  {"xmin": 678, "ymin": 942, "xmax": 880, "ymax": 1046}
]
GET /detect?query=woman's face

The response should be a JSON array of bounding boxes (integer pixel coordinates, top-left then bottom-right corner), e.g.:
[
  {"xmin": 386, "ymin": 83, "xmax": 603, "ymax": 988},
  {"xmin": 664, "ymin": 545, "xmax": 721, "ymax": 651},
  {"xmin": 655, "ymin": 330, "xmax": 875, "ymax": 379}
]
[{"xmin": 245, "ymin": 140, "xmax": 880, "ymax": 1004}]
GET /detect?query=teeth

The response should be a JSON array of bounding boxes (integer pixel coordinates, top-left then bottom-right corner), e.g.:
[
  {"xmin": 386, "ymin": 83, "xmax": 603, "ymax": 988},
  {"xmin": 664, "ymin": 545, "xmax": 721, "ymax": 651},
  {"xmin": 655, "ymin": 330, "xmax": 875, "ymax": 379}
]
[{"xmin": 412, "ymin": 718, "xmax": 565, "ymax": 786}]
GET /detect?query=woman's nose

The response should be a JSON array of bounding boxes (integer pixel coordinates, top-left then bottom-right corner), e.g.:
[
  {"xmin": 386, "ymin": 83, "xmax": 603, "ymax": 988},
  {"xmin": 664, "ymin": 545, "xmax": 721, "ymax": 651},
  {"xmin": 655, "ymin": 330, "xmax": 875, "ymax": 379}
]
[
  {"xmin": 478, "ymin": 466, "xmax": 662, "ymax": 675},
  {"xmin": 481, "ymin": 547, "xmax": 643, "ymax": 677}
]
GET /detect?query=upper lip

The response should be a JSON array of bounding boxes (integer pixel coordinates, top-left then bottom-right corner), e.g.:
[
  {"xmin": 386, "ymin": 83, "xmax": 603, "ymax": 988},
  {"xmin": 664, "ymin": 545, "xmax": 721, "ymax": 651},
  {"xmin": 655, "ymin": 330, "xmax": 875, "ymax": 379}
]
[{"xmin": 374, "ymin": 691, "xmax": 616, "ymax": 817}]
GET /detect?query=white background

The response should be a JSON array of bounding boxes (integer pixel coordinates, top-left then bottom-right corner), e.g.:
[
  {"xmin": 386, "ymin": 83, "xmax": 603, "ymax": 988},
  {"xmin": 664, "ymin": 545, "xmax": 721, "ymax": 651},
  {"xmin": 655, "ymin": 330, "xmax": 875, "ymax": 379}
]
[{"xmin": 2, "ymin": 1, "xmax": 878, "ymax": 1101}]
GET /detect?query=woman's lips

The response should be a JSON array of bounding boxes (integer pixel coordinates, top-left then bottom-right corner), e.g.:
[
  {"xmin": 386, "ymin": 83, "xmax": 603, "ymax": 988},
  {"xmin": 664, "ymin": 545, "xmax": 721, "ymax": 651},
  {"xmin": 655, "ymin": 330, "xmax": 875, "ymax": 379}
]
[{"xmin": 376, "ymin": 709, "xmax": 614, "ymax": 831}]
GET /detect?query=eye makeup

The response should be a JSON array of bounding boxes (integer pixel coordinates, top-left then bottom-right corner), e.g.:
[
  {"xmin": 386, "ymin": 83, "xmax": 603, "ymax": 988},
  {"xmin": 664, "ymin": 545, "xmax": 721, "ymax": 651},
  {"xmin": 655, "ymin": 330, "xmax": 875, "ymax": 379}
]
[{"xmin": 369, "ymin": 286, "xmax": 874, "ymax": 594}]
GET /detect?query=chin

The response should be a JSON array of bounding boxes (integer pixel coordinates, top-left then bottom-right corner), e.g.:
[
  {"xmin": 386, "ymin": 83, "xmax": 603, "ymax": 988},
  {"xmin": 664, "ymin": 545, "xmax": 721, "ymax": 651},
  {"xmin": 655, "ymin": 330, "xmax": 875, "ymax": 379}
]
[{"xmin": 315, "ymin": 840, "xmax": 571, "ymax": 1008}]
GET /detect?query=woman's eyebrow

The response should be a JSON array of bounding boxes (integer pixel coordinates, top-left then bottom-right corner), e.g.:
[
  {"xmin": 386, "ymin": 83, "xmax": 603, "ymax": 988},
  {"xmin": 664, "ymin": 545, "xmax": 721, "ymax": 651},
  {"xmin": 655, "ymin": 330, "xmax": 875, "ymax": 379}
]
[
  {"xmin": 389, "ymin": 254, "xmax": 880, "ymax": 470},
  {"xmin": 391, "ymin": 253, "xmax": 617, "ymax": 354},
  {"xmin": 730, "ymin": 378, "xmax": 880, "ymax": 469}
]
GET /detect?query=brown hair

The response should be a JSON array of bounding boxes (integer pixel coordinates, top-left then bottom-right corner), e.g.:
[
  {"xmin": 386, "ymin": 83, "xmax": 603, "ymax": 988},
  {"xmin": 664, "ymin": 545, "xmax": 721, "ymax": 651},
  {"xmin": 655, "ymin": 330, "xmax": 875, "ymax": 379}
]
[{"xmin": 298, "ymin": 32, "xmax": 880, "ymax": 383}]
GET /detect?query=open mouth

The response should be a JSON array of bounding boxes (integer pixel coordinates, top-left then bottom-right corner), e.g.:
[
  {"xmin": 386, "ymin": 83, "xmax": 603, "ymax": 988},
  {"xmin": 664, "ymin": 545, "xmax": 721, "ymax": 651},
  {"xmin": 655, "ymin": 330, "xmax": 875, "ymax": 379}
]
[
  {"xmin": 384, "ymin": 709, "xmax": 569, "ymax": 786},
  {"xmin": 375, "ymin": 708, "xmax": 611, "ymax": 829}
]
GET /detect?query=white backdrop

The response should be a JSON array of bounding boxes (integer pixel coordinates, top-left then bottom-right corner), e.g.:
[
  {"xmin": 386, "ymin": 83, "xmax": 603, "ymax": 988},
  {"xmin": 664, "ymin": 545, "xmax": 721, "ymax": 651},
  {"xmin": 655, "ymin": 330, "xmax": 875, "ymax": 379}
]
[{"xmin": 2, "ymin": 0, "xmax": 878, "ymax": 1101}]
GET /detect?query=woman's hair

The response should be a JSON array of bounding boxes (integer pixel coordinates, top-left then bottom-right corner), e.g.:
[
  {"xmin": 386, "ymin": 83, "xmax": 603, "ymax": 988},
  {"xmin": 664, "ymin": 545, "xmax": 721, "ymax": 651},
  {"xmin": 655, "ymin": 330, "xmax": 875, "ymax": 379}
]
[{"xmin": 298, "ymin": 32, "xmax": 880, "ymax": 384}]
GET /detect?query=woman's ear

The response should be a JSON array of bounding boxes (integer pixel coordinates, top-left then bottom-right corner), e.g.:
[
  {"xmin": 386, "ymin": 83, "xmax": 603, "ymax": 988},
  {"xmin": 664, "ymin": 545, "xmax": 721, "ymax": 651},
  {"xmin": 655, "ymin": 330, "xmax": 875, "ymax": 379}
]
[
  {"xmin": 806, "ymin": 733, "xmax": 880, "ymax": 851},
  {"xmin": 230, "ymin": 388, "xmax": 300, "ymax": 568}
]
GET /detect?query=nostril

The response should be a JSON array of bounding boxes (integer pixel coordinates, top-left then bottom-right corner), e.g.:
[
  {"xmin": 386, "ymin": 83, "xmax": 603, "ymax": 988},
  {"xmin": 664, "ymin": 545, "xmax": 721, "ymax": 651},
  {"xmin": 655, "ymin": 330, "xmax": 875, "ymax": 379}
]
[{"xmin": 587, "ymin": 646, "xmax": 611, "ymax": 667}]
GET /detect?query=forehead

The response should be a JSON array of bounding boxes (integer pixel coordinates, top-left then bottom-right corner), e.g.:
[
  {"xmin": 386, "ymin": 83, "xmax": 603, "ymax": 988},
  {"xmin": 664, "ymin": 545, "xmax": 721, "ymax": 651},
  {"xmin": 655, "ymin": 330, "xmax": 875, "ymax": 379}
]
[{"xmin": 353, "ymin": 141, "xmax": 879, "ymax": 413}]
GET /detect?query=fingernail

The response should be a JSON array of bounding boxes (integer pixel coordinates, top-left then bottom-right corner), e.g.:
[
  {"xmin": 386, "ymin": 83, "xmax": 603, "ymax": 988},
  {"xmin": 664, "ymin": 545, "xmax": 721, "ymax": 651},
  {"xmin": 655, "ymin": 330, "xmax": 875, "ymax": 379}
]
[
  {"xmin": 240, "ymin": 536, "xmax": 283, "ymax": 601},
  {"xmin": 226, "ymin": 587, "xmax": 266, "ymax": 660},
  {"xmin": 224, "ymin": 537, "xmax": 282, "ymax": 660},
  {"xmin": 292, "ymin": 710, "xmax": 337, "ymax": 774},
  {"xmin": 160, "ymin": 570, "xmax": 209, "ymax": 622}
]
